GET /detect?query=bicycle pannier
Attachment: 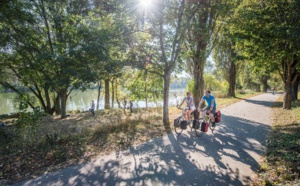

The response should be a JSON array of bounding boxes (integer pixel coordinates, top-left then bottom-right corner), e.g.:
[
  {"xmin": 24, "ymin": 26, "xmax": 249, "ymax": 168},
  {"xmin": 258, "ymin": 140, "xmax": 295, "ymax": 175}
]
[
  {"xmin": 214, "ymin": 110, "xmax": 221, "ymax": 123},
  {"xmin": 201, "ymin": 121, "xmax": 209, "ymax": 132},
  {"xmin": 180, "ymin": 120, "xmax": 188, "ymax": 129},
  {"xmin": 193, "ymin": 110, "xmax": 200, "ymax": 119},
  {"xmin": 192, "ymin": 120, "xmax": 200, "ymax": 129},
  {"xmin": 174, "ymin": 117, "xmax": 181, "ymax": 127}
]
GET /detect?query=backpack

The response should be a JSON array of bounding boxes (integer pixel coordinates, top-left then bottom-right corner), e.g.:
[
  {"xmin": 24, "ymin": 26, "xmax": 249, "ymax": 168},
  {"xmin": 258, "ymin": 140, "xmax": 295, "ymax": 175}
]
[
  {"xmin": 214, "ymin": 110, "xmax": 221, "ymax": 123},
  {"xmin": 201, "ymin": 121, "xmax": 209, "ymax": 132}
]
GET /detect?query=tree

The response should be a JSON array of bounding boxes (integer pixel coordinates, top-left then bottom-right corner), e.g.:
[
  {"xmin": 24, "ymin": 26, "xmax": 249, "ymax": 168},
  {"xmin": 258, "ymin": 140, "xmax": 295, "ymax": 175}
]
[
  {"xmin": 212, "ymin": 0, "xmax": 242, "ymax": 97},
  {"xmin": 185, "ymin": 0, "xmax": 221, "ymax": 106},
  {"xmin": 0, "ymin": 0, "xmax": 107, "ymax": 118},
  {"xmin": 213, "ymin": 34, "xmax": 237, "ymax": 97},
  {"xmin": 231, "ymin": 0, "xmax": 300, "ymax": 109},
  {"xmin": 139, "ymin": 0, "xmax": 201, "ymax": 128}
]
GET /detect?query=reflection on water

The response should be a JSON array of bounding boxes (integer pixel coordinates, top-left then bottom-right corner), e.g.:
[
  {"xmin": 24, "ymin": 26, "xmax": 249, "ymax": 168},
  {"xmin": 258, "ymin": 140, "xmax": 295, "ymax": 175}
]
[{"xmin": 0, "ymin": 89, "xmax": 186, "ymax": 115}]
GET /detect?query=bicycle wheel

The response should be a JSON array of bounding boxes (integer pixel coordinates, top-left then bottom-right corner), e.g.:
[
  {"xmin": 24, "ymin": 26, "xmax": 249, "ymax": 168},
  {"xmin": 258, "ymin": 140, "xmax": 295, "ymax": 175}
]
[
  {"xmin": 175, "ymin": 117, "xmax": 184, "ymax": 134},
  {"xmin": 188, "ymin": 120, "xmax": 193, "ymax": 129},
  {"xmin": 195, "ymin": 120, "xmax": 203, "ymax": 137},
  {"xmin": 188, "ymin": 114, "xmax": 194, "ymax": 129},
  {"xmin": 209, "ymin": 120, "xmax": 216, "ymax": 130}
]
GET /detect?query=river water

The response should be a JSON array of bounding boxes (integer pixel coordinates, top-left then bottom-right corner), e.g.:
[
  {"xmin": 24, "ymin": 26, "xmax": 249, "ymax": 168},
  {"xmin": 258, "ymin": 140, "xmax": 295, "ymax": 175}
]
[{"xmin": 0, "ymin": 89, "xmax": 186, "ymax": 115}]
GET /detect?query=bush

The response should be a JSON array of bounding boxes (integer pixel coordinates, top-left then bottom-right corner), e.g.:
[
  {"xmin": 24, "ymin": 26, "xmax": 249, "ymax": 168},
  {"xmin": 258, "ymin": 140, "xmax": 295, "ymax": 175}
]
[{"xmin": 14, "ymin": 108, "xmax": 44, "ymax": 147}]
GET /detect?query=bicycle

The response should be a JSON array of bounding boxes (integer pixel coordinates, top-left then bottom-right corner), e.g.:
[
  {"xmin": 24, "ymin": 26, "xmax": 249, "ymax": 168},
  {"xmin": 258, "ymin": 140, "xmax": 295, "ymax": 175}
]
[
  {"xmin": 194, "ymin": 109, "xmax": 216, "ymax": 136},
  {"xmin": 174, "ymin": 107, "xmax": 194, "ymax": 134}
]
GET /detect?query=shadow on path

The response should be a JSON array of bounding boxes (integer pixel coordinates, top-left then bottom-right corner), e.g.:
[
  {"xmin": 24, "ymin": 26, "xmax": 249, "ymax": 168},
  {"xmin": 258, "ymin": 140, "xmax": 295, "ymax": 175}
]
[{"xmin": 15, "ymin": 111, "xmax": 272, "ymax": 186}]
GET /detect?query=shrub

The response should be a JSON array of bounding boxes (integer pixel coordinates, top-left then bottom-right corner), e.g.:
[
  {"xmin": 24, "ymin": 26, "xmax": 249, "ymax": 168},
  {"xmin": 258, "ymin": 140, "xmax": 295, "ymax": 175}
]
[{"xmin": 14, "ymin": 108, "xmax": 44, "ymax": 148}]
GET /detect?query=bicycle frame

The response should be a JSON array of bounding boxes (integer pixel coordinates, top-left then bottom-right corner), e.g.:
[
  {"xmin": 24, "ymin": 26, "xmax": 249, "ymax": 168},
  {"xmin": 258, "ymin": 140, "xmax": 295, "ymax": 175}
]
[
  {"xmin": 174, "ymin": 107, "xmax": 194, "ymax": 134},
  {"xmin": 199, "ymin": 109, "xmax": 211, "ymax": 123}
]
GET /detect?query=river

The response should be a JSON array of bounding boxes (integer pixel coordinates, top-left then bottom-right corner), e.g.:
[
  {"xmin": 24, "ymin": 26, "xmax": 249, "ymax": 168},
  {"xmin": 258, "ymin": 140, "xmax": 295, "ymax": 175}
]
[{"xmin": 0, "ymin": 89, "xmax": 186, "ymax": 115}]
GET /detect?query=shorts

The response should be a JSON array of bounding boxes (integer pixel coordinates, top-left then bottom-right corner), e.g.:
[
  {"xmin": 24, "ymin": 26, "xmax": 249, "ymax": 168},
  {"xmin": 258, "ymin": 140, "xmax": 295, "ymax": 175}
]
[
  {"xmin": 204, "ymin": 106, "xmax": 216, "ymax": 115},
  {"xmin": 185, "ymin": 106, "xmax": 195, "ymax": 111}
]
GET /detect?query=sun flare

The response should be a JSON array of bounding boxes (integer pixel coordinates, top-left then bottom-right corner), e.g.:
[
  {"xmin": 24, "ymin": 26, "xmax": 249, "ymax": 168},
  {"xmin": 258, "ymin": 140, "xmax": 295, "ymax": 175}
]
[{"xmin": 140, "ymin": 0, "xmax": 153, "ymax": 8}]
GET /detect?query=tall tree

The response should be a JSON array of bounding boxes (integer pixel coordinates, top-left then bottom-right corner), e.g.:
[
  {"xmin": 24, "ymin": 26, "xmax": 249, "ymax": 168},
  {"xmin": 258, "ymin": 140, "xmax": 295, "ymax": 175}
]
[
  {"xmin": 186, "ymin": 0, "xmax": 220, "ymax": 105},
  {"xmin": 0, "ymin": 0, "xmax": 107, "ymax": 117},
  {"xmin": 128, "ymin": 0, "xmax": 201, "ymax": 129},
  {"xmin": 213, "ymin": 34, "xmax": 238, "ymax": 97},
  {"xmin": 231, "ymin": 0, "xmax": 300, "ymax": 109}
]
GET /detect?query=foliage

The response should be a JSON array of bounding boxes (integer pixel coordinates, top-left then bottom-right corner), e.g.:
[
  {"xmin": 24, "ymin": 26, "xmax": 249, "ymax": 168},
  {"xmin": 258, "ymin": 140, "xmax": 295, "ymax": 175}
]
[
  {"xmin": 186, "ymin": 73, "xmax": 228, "ymax": 95},
  {"xmin": 14, "ymin": 109, "xmax": 43, "ymax": 144},
  {"xmin": 230, "ymin": 0, "xmax": 300, "ymax": 108},
  {"xmin": 13, "ymin": 95, "xmax": 44, "ymax": 148},
  {"xmin": 124, "ymin": 69, "xmax": 163, "ymax": 103},
  {"xmin": 0, "ymin": 0, "xmax": 111, "ymax": 117}
]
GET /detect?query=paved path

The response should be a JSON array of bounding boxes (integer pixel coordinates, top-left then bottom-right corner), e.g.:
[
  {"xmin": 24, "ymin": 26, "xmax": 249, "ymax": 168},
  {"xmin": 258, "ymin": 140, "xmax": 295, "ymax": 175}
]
[{"xmin": 14, "ymin": 93, "xmax": 280, "ymax": 186}]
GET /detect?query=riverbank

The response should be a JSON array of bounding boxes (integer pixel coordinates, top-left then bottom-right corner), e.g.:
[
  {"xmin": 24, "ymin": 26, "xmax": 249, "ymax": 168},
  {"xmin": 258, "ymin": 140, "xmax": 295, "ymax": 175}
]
[
  {"xmin": 255, "ymin": 94, "xmax": 300, "ymax": 185},
  {"xmin": 0, "ymin": 91, "xmax": 261, "ymax": 185}
]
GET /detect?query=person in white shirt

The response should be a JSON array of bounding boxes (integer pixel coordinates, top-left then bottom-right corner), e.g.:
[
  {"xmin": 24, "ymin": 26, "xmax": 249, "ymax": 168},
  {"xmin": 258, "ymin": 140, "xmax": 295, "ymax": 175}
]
[
  {"xmin": 89, "ymin": 100, "xmax": 95, "ymax": 116},
  {"xmin": 178, "ymin": 92, "xmax": 195, "ymax": 121}
]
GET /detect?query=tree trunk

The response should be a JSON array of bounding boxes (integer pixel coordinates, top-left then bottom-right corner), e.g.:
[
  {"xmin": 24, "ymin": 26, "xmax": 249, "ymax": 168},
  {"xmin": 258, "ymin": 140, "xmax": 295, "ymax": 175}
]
[
  {"xmin": 291, "ymin": 72, "xmax": 300, "ymax": 101},
  {"xmin": 227, "ymin": 60, "xmax": 236, "ymax": 97},
  {"xmin": 145, "ymin": 97, "xmax": 148, "ymax": 109},
  {"xmin": 292, "ymin": 81, "xmax": 299, "ymax": 101},
  {"xmin": 261, "ymin": 75, "xmax": 268, "ymax": 92},
  {"xmin": 60, "ymin": 89, "xmax": 68, "ymax": 118},
  {"xmin": 123, "ymin": 98, "xmax": 127, "ymax": 113},
  {"xmin": 104, "ymin": 78, "xmax": 110, "ymax": 109},
  {"xmin": 116, "ymin": 80, "xmax": 122, "ymax": 109},
  {"xmin": 54, "ymin": 95, "xmax": 61, "ymax": 115},
  {"xmin": 163, "ymin": 72, "xmax": 171, "ymax": 132},
  {"xmin": 193, "ymin": 57, "xmax": 205, "ymax": 106},
  {"xmin": 284, "ymin": 82, "xmax": 292, "ymax": 109},
  {"xmin": 145, "ymin": 73, "xmax": 148, "ymax": 109},
  {"xmin": 111, "ymin": 79, "xmax": 115, "ymax": 109},
  {"xmin": 282, "ymin": 60, "xmax": 294, "ymax": 109},
  {"xmin": 96, "ymin": 80, "xmax": 102, "ymax": 110},
  {"xmin": 115, "ymin": 80, "xmax": 121, "ymax": 109},
  {"xmin": 44, "ymin": 88, "xmax": 53, "ymax": 114}
]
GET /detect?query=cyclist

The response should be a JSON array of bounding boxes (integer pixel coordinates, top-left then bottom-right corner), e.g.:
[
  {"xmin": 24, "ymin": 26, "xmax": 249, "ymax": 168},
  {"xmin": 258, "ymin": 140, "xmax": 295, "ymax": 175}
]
[
  {"xmin": 197, "ymin": 90, "xmax": 217, "ymax": 126},
  {"xmin": 178, "ymin": 92, "xmax": 195, "ymax": 121}
]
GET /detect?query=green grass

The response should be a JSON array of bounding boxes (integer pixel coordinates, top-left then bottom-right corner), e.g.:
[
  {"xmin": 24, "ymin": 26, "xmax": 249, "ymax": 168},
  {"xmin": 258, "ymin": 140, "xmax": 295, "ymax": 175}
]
[{"xmin": 255, "ymin": 95, "xmax": 300, "ymax": 185}]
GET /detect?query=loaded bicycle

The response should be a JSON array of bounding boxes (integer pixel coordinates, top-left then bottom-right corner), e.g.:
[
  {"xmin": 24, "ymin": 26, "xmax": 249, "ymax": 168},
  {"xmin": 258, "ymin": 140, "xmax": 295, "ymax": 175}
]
[
  {"xmin": 174, "ymin": 108, "xmax": 221, "ymax": 136},
  {"xmin": 193, "ymin": 109, "xmax": 216, "ymax": 136},
  {"xmin": 173, "ymin": 107, "xmax": 194, "ymax": 134}
]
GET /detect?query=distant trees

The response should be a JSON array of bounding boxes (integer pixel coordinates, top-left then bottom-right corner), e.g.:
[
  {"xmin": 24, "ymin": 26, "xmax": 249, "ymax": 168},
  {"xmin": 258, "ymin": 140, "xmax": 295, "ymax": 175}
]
[{"xmin": 230, "ymin": 0, "xmax": 300, "ymax": 109}]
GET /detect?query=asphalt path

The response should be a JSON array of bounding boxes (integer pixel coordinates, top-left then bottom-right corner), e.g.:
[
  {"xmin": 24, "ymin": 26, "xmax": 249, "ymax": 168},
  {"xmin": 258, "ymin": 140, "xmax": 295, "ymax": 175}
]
[{"xmin": 14, "ymin": 93, "xmax": 281, "ymax": 186}]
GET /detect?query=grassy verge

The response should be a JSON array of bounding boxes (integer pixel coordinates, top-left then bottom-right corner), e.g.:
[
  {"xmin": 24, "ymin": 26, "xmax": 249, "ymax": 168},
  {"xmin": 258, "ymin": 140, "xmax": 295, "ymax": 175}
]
[
  {"xmin": 0, "ymin": 90, "xmax": 260, "ymax": 185},
  {"xmin": 0, "ymin": 109, "xmax": 165, "ymax": 185},
  {"xmin": 255, "ymin": 95, "xmax": 300, "ymax": 185}
]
